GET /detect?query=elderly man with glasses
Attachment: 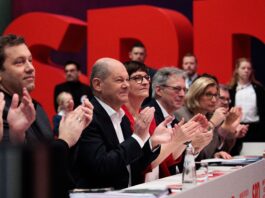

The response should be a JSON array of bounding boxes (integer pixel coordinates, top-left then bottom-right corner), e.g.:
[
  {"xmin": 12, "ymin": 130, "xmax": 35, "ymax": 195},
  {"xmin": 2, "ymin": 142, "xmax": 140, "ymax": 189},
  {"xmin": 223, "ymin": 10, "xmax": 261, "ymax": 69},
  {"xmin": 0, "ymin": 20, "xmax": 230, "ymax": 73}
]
[{"xmin": 146, "ymin": 67, "xmax": 210, "ymax": 173}]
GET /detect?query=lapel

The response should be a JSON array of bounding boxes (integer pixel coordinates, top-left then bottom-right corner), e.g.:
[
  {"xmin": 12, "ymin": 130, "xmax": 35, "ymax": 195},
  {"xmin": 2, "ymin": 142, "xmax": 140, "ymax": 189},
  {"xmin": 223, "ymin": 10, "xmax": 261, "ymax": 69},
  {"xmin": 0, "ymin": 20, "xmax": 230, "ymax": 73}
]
[
  {"xmin": 91, "ymin": 97, "xmax": 122, "ymax": 145},
  {"xmin": 120, "ymin": 116, "xmax": 132, "ymax": 140},
  {"xmin": 150, "ymin": 99, "xmax": 165, "ymax": 125}
]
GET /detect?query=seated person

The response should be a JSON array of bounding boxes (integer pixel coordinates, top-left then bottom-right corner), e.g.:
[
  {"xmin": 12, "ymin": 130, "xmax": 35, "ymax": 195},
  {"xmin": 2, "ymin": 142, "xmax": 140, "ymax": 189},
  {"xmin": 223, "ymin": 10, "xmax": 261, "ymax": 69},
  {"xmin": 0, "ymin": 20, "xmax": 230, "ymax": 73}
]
[
  {"xmin": 75, "ymin": 58, "xmax": 174, "ymax": 189},
  {"xmin": 53, "ymin": 92, "xmax": 74, "ymax": 137}
]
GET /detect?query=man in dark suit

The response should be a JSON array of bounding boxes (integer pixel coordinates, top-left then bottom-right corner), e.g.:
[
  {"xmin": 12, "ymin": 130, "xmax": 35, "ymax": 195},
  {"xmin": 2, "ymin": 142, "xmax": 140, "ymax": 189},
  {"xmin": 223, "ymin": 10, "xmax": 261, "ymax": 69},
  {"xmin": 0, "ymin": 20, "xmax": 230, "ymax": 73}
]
[
  {"xmin": 0, "ymin": 34, "xmax": 94, "ymax": 198},
  {"xmin": 76, "ymin": 57, "xmax": 173, "ymax": 189},
  {"xmin": 0, "ymin": 34, "xmax": 54, "ymax": 143},
  {"xmin": 147, "ymin": 67, "xmax": 209, "ymax": 173}
]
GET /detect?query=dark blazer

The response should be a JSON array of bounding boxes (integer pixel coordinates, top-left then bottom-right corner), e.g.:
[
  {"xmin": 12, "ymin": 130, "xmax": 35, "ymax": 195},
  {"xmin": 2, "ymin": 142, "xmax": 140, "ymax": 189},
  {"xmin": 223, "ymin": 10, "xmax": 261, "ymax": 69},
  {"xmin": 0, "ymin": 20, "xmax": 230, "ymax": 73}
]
[
  {"xmin": 1, "ymin": 90, "xmax": 53, "ymax": 144},
  {"xmin": 147, "ymin": 99, "xmax": 165, "ymax": 126},
  {"xmin": 76, "ymin": 97, "xmax": 160, "ymax": 189},
  {"xmin": 146, "ymin": 99, "xmax": 182, "ymax": 174}
]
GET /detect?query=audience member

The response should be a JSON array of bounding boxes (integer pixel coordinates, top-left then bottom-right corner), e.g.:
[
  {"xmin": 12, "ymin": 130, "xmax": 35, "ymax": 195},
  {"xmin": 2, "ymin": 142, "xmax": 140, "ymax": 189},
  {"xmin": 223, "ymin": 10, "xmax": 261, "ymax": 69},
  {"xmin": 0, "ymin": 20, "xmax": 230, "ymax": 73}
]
[
  {"xmin": 123, "ymin": 62, "xmax": 201, "ymax": 181},
  {"xmin": 181, "ymin": 53, "xmax": 199, "ymax": 89},
  {"xmin": 0, "ymin": 34, "xmax": 94, "ymax": 198},
  {"xmin": 54, "ymin": 60, "xmax": 93, "ymax": 111},
  {"xmin": 175, "ymin": 76, "xmax": 226, "ymax": 160},
  {"xmin": 0, "ymin": 34, "xmax": 54, "ymax": 143},
  {"xmin": 229, "ymin": 58, "xmax": 265, "ymax": 154},
  {"xmin": 128, "ymin": 42, "xmax": 156, "ymax": 105},
  {"xmin": 75, "ymin": 58, "xmax": 173, "ymax": 189},
  {"xmin": 148, "ymin": 67, "xmax": 210, "ymax": 173},
  {"xmin": 53, "ymin": 92, "xmax": 74, "ymax": 137},
  {"xmin": 216, "ymin": 84, "xmax": 248, "ymax": 155}
]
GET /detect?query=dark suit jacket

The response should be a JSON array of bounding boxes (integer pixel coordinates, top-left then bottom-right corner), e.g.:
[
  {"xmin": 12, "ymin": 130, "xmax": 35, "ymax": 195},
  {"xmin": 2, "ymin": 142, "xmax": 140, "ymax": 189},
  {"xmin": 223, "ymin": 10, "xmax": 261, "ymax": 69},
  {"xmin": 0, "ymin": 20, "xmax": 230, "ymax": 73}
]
[
  {"xmin": 146, "ymin": 99, "xmax": 165, "ymax": 126},
  {"xmin": 1, "ymin": 90, "xmax": 53, "ymax": 144},
  {"xmin": 146, "ymin": 99, "xmax": 182, "ymax": 174},
  {"xmin": 76, "ymin": 97, "xmax": 160, "ymax": 189}
]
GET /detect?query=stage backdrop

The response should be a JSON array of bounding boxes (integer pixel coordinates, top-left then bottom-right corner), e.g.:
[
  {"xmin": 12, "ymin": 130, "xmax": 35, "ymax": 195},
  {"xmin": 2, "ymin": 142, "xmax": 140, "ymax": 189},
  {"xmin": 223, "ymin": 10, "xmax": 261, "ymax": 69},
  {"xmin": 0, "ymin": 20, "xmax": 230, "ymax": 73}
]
[{"xmin": 1, "ymin": 0, "xmax": 265, "ymax": 122}]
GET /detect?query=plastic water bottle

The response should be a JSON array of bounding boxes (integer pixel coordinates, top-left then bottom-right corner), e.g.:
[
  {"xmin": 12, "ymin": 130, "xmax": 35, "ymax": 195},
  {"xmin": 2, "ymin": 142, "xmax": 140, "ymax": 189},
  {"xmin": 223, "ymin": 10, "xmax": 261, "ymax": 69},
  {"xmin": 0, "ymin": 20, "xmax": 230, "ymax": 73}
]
[{"xmin": 182, "ymin": 142, "xmax": 197, "ymax": 190}]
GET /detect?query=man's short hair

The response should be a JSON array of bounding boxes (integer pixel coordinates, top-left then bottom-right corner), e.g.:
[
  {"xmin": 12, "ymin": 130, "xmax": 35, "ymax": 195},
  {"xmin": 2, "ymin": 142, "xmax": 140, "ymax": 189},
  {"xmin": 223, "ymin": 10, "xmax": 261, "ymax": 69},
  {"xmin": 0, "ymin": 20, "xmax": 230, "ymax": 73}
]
[
  {"xmin": 152, "ymin": 67, "xmax": 186, "ymax": 98},
  {"xmin": 131, "ymin": 41, "xmax": 145, "ymax": 51},
  {"xmin": 0, "ymin": 34, "xmax": 25, "ymax": 71},
  {"xmin": 64, "ymin": 60, "xmax": 81, "ymax": 71},
  {"xmin": 182, "ymin": 52, "xmax": 198, "ymax": 64},
  {"xmin": 89, "ymin": 59, "xmax": 110, "ymax": 94}
]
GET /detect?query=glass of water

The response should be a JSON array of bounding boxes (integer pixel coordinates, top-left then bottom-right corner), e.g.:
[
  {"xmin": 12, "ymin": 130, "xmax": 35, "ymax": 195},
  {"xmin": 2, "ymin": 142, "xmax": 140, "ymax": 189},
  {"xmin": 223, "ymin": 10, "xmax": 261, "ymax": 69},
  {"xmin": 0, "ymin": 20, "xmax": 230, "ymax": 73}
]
[{"xmin": 196, "ymin": 162, "xmax": 208, "ymax": 183}]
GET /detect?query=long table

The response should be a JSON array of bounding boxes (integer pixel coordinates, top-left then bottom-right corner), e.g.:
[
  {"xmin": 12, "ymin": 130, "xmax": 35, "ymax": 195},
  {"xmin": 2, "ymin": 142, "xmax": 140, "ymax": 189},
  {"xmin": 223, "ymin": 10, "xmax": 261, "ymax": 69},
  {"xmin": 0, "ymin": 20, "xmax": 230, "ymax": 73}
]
[{"xmin": 126, "ymin": 159, "xmax": 265, "ymax": 198}]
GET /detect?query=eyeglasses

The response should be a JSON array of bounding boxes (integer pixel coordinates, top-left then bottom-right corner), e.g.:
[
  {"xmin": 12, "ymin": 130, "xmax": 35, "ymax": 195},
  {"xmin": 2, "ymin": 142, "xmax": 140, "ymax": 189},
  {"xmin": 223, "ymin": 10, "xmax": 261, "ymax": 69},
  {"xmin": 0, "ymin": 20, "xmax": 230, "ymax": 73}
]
[
  {"xmin": 162, "ymin": 85, "xmax": 187, "ymax": 93},
  {"xmin": 129, "ymin": 75, "xmax": 151, "ymax": 84},
  {"xmin": 204, "ymin": 92, "xmax": 220, "ymax": 99},
  {"xmin": 219, "ymin": 96, "xmax": 231, "ymax": 104}
]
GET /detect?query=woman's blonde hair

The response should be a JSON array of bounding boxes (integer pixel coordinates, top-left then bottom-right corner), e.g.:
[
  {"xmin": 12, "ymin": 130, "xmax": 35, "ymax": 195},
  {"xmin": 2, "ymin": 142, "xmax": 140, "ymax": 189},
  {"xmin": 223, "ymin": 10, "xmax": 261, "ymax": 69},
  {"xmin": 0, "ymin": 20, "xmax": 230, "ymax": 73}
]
[{"xmin": 185, "ymin": 76, "xmax": 218, "ymax": 112}]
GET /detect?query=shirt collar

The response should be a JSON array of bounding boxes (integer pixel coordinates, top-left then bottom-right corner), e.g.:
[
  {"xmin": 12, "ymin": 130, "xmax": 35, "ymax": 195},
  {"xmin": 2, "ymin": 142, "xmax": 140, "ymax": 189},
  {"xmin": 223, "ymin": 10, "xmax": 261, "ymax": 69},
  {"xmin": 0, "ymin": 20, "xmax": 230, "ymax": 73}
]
[{"xmin": 95, "ymin": 97, "xmax": 125, "ymax": 121}]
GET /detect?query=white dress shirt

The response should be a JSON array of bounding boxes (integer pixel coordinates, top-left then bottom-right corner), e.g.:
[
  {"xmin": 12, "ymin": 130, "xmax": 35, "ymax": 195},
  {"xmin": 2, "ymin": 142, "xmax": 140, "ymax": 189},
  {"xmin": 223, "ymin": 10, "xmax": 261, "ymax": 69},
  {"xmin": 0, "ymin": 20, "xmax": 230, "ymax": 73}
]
[
  {"xmin": 235, "ymin": 84, "xmax": 259, "ymax": 123},
  {"xmin": 95, "ymin": 97, "xmax": 150, "ymax": 186}
]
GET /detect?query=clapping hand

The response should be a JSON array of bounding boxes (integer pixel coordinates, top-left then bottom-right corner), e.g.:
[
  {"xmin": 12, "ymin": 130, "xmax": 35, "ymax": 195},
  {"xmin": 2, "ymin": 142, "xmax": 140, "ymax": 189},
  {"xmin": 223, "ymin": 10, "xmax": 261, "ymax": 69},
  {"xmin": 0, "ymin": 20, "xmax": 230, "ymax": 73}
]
[
  {"xmin": 150, "ymin": 116, "xmax": 174, "ymax": 149},
  {"xmin": 58, "ymin": 98, "xmax": 93, "ymax": 147},
  {"xmin": 7, "ymin": 88, "xmax": 36, "ymax": 143},
  {"xmin": 134, "ymin": 107, "xmax": 155, "ymax": 142}
]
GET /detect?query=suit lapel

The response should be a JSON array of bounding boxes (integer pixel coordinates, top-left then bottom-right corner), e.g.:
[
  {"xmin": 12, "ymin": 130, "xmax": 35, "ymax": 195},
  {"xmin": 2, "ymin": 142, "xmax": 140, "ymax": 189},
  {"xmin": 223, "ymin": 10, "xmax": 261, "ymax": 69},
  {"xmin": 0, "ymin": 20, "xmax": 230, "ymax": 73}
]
[
  {"xmin": 121, "ymin": 116, "xmax": 132, "ymax": 140},
  {"xmin": 151, "ymin": 99, "xmax": 165, "ymax": 125},
  {"xmin": 91, "ymin": 97, "xmax": 121, "ymax": 145}
]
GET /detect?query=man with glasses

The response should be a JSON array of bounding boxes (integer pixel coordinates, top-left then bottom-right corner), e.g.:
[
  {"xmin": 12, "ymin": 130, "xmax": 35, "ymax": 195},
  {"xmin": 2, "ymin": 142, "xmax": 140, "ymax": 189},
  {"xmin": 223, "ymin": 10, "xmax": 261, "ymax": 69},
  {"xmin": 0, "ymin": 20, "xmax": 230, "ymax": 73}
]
[
  {"xmin": 146, "ymin": 67, "xmax": 209, "ymax": 174},
  {"xmin": 217, "ymin": 84, "xmax": 231, "ymax": 111},
  {"xmin": 53, "ymin": 60, "xmax": 93, "ymax": 112},
  {"xmin": 217, "ymin": 84, "xmax": 249, "ymax": 155}
]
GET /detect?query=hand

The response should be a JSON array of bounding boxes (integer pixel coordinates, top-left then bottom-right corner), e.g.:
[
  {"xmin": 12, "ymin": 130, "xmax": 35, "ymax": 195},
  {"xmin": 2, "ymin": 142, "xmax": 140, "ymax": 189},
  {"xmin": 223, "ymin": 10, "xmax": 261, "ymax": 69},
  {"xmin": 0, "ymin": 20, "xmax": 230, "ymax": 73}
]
[
  {"xmin": 210, "ymin": 107, "xmax": 227, "ymax": 127},
  {"xmin": 190, "ymin": 113, "xmax": 209, "ymax": 129},
  {"xmin": 214, "ymin": 151, "xmax": 232, "ymax": 159},
  {"xmin": 224, "ymin": 107, "xmax": 241, "ymax": 126},
  {"xmin": 221, "ymin": 107, "xmax": 243, "ymax": 137},
  {"xmin": 58, "ymin": 98, "xmax": 93, "ymax": 147},
  {"xmin": 235, "ymin": 124, "xmax": 248, "ymax": 138},
  {"xmin": 134, "ymin": 107, "xmax": 155, "ymax": 142},
  {"xmin": 7, "ymin": 88, "xmax": 36, "ymax": 144},
  {"xmin": 150, "ymin": 116, "xmax": 174, "ymax": 149},
  {"xmin": 0, "ymin": 92, "xmax": 5, "ymax": 142},
  {"xmin": 173, "ymin": 119, "xmax": 200, "ymax": 144},
  {"xmin": 192, "ymin": 130, "xmax": 213, "ymax": 153}
]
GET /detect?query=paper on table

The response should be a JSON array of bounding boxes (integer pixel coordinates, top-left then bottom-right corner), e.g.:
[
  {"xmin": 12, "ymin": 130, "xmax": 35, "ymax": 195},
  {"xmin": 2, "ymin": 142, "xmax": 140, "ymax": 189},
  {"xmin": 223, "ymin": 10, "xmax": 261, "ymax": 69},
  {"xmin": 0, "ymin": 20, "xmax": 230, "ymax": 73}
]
[
  {"xmin": 70, "ymin": 192, "xmax": 156, "ymax": 198},
  {"xmin": 201, "ymin": 156, "xmax": 262, "ymax": 165},
  {"xmin": 69, "ymin": 189, "xmax": 169, "ymax": 198}
]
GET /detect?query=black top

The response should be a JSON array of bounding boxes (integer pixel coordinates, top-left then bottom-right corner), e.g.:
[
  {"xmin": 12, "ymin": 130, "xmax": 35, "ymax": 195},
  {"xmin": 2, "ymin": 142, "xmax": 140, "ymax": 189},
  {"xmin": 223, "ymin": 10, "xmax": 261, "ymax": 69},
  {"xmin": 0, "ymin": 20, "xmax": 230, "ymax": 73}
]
[{"xmin": 1, "ymin": 89, "xmax": 53, "ymax": 144}]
